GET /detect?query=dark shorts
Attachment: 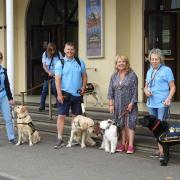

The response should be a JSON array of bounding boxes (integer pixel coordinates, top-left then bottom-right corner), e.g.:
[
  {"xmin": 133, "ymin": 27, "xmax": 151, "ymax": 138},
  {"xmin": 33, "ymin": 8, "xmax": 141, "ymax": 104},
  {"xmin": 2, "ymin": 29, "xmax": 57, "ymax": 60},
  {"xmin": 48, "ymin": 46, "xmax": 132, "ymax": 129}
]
[{"xmin": 57, "ymin": 95, "xmax": 82, "ymax": 116}]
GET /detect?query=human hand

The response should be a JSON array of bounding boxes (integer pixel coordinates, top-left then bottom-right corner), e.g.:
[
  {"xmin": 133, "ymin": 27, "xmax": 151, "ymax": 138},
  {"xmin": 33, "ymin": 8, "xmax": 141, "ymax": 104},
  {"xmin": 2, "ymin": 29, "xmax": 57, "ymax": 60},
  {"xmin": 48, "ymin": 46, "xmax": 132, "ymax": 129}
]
[
  {"xmin": 48, "ymin": 71, "xmax": 53, "ymax": 77},
  {"xmin": 164, "ymin": 97, "xmax": 171, "ymax": 107},
  {"xmin": 80, "ymin": 87, "xmax": 86, "ymax": 95},
  {"xmin": 9, "ymin": 99, "xmax": 15, "ymax": 105},
  {"xmin": 127, "ymin": 103, "xmax": 133, "ymax": 112},
  {"xmin": 57, "ymin": 94, "xmax": 64, "ymax": 104},
  {"xmin": 109, "ymin": 105, "xmax": 114, "ymax": 114},
  {"xmin": 144, "ymin": 87, "xmax": 152, "ymax": 97}
]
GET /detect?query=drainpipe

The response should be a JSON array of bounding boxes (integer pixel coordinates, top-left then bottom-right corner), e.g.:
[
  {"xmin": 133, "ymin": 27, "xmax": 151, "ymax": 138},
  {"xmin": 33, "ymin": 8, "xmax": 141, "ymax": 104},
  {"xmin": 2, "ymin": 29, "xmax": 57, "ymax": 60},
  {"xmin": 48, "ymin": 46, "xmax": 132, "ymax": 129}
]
[{"xmin": 6, "ymin": 0, "xmax": 14, "ymax": 96}]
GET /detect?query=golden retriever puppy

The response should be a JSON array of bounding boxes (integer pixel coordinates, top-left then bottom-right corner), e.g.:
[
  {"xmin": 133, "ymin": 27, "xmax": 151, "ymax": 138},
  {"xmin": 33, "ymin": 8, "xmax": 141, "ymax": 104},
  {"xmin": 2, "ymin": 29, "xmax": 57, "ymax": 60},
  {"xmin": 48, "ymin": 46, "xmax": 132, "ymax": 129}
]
[
  {"xmin": 14, "ymin": 105, "xmax": 41, "ymax": 146},
  {"xmin": 66, "ymin": 115, "xmax": 96, "ymax": 148}
]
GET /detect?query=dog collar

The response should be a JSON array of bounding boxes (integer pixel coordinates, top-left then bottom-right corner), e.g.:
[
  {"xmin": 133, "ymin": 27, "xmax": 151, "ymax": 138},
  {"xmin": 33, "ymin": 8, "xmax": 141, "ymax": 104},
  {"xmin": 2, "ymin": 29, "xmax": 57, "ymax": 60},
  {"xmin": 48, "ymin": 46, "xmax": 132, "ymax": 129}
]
[
  {"xmin": 151, "ymin": 121, "xmax": 161, "ymax": 132},
  {"xmin": 18, "ymin": 115, "xmax": 28, "ymax": 119}
]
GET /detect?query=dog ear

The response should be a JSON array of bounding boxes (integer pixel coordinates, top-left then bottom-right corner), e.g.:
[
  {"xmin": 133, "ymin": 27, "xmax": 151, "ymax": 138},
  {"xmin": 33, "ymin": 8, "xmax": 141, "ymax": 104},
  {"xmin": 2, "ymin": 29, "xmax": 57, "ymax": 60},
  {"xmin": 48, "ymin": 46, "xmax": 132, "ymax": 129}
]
[
  {"xmin": 81, "ymin": 122, "xmax": 88, "ymax": 130},
  {"xmin": 20, "ymin": 106, "xmax": 28, "ymax": 113}
]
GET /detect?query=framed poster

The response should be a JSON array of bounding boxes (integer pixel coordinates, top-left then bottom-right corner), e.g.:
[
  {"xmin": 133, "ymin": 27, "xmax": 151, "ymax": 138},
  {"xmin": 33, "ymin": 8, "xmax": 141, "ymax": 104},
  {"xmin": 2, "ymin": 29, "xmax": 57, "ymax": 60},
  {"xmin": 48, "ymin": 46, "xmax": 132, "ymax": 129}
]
[{"xmin": 86, "ymin": 0, "xmax": 103, "ymax": 58}]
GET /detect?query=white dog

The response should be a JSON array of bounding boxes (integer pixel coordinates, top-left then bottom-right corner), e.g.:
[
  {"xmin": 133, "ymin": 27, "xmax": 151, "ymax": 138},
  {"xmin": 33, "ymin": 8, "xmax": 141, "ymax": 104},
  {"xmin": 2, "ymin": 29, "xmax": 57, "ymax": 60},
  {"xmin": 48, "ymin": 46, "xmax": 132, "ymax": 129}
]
[
  {"xmin": 67, "ymin": 115, "xmax": 96, "ymax": 148},
  {"xmin": 14, "ymin": 105, "xmax": 41, "ymax": 146},
  {"xmin": 99, "ymin": 119, "xmax": 118, "ymax": 153},
  {"xmin": 83, "ymin": 83, "xmax": 104, "ymax": 107}
]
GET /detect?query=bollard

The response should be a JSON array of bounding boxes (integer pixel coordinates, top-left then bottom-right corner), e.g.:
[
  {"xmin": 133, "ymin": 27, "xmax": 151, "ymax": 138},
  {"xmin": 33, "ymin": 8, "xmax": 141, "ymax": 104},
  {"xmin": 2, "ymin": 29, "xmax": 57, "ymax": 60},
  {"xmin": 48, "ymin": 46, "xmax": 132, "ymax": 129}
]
[{"xmin": 21, "ymin": 92, "xmax": 25, "ymax": 106}]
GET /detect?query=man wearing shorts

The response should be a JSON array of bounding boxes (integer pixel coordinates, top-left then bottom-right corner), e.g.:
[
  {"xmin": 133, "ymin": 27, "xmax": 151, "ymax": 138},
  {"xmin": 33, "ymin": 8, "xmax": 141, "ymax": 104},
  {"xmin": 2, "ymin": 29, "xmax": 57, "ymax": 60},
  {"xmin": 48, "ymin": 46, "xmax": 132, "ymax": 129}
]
[{"xmin": 54, "ymin": 42, "xmax": 87, "ymax": 148}]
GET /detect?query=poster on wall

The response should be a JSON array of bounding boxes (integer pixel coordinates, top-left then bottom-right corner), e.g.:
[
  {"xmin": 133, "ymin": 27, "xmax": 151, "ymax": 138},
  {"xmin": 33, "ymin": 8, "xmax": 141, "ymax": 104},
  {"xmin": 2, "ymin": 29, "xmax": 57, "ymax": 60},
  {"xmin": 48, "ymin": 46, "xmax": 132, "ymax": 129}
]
[{"xmin": 86, "ymin": 0, "xmax": 103, "ymax": 58}]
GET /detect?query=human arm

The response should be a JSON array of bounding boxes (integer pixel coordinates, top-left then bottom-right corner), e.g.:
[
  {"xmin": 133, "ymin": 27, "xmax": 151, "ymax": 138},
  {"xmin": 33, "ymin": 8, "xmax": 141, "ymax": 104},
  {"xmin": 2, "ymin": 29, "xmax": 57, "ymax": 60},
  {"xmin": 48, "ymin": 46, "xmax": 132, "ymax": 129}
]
[
  {"xmin": 81, "ymin": 72, "xmax": 88, "ymax": 94},
  {"xmin": 127, "ymin": 72, "xmax": 138, "ymax": 112},
  {"xmin": 3, "ymin": 68, "xmax": 14, "ymax": 104},
  {"xmin": 164, "ymin": 80, "xmax": 176, "ymax": 106},
  {"xmin": 107, "ymin": 75, "xmax": 115, "ymax": 113}
]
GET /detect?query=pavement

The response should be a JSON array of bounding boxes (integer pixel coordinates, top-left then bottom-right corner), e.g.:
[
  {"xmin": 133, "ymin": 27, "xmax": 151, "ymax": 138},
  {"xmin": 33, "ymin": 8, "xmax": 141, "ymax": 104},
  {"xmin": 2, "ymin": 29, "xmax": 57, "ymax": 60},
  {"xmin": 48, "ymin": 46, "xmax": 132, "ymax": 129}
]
[{"xmin": 0, "ymin": 127, "xmax": 180, "ymax": 180}]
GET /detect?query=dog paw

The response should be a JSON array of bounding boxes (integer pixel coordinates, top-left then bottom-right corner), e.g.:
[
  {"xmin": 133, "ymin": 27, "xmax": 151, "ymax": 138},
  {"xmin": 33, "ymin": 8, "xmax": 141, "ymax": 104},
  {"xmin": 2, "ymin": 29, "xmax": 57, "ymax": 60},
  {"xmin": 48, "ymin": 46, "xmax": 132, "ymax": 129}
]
[
  {"xmin": 105, "ymin": 148, "xmax": 110, "ymax": 153},
  {"xmin": 16, "ymin": 142, "xmax": 21, "ymax": 146},
  {"xmin": 66, "ymin": 144, "xmax": 72, "ymax": 148},
  {"xmin": 81, "ymin": 144, "xmax": 86, "ymax": 148}
]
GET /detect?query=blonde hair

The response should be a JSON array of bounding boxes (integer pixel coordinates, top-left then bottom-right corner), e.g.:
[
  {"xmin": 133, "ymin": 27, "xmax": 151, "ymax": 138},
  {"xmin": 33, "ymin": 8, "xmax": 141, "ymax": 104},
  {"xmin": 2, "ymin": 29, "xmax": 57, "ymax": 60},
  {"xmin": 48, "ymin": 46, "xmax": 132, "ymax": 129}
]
[
  {"xmin": 148, "ymin": 48, "xmax": 164, "ymax": 64},
  {"xmin": 114, "ymin": 55, "xmax": 132, "ymax": 73}
]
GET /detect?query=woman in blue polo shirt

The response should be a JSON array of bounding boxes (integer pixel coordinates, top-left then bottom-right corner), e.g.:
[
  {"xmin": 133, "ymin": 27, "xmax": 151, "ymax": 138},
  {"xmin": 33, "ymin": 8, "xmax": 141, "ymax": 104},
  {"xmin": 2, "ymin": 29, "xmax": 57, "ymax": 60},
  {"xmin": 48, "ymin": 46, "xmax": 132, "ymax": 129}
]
[
  {"xmin": 0, "ymin": 52, "xmax": 16, "ymax": 144},
  {"xmin": 144, "ymin": 48, "xmax": 176, "ymax": 158}
]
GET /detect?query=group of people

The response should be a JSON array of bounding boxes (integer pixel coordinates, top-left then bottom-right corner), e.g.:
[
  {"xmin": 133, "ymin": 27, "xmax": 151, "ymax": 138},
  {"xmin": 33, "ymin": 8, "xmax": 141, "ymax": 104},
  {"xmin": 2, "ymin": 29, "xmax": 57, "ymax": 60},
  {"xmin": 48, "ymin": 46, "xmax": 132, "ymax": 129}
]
[{"xmin": 0, "ymin": 45, "xmax": 176, "ymax": 158}]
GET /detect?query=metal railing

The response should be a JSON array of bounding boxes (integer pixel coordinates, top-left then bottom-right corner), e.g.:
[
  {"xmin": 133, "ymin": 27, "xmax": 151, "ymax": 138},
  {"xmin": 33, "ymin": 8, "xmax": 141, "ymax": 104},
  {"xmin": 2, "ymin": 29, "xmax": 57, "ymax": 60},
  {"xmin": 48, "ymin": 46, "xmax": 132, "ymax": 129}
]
[{"xmin": 20, "ymin": 80, "xmax": 53, "ymax": 120}]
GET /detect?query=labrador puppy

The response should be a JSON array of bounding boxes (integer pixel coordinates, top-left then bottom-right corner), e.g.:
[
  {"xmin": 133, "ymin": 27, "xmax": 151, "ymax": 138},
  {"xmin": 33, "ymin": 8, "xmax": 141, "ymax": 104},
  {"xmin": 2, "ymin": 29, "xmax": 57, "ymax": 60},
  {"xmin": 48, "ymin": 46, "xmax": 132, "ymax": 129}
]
[
  {"xmin": 66, "ymin": 115, "xmax": 96, "ymax": 148},
  {"xmin": 14, "ymin": 105, "xmax": 41, "ymax": 146}
]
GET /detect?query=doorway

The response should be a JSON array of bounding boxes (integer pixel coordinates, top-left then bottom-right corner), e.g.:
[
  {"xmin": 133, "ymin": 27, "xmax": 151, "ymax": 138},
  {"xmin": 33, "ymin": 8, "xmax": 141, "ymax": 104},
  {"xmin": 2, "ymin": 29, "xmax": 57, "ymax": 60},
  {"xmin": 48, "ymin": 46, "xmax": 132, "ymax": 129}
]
[
  {"xmin": 144, "ymin": 0, "xmax": 180, "ymax": 100},
  {"xmin": 26, "ymin": 0, "xmax": 78, "ymax": 94}
]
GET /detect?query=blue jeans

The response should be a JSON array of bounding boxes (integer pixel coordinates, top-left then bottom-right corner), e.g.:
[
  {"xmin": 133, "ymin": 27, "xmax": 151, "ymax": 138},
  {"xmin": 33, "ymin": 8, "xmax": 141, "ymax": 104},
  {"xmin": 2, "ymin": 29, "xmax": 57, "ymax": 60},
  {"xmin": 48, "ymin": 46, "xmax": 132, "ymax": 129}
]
[
  {"xmin": 40, "ymin": 79, "xmax": 57, "ymax": 107},
  {"xmin": 0, "ymin": 95, "xmax": 15, "ymax": 140},
  {"xmin": 148, "ymin": 107, "xmax": 169, "ymax": 121}
]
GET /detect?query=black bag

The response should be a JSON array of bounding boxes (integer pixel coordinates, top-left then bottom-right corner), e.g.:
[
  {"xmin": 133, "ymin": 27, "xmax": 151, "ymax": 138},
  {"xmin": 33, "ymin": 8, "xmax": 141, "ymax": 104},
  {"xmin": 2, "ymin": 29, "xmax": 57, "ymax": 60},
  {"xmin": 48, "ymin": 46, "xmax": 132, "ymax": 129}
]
[
  {"xmin": 41, "ymin": 70, "xmax": 53, "ymax": 80},
  {"xmin": 62, "ymin": 90, "xmax": 71, "ymax": 102},
  {"xmin": 42, "ymin": 56, "xmax": 54, "ymax": 80}
]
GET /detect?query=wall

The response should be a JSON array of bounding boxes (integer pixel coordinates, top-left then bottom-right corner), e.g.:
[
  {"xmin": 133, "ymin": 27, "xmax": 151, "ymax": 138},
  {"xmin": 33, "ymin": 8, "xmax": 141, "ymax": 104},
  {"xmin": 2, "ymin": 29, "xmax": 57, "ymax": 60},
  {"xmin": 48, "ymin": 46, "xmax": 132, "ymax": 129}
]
[
  {"xmin": 14, "ymin": 0, "xmax": 29, "ymax": 94},
  {"xmin": 129, "ymin": 0, "xmax": 144, "ymax": 102}
]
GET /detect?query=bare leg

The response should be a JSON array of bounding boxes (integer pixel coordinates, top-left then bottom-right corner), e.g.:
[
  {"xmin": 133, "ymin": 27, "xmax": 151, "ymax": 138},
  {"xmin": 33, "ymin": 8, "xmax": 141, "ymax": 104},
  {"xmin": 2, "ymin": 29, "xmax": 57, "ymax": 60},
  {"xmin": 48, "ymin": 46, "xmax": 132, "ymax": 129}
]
[
  {"xmin": 57, "ymin": 115, "xmax": 65, "ymax": 139},
  {"xmin": 127, "ymin": 128, "xmax": 135, "ymax": 147}
]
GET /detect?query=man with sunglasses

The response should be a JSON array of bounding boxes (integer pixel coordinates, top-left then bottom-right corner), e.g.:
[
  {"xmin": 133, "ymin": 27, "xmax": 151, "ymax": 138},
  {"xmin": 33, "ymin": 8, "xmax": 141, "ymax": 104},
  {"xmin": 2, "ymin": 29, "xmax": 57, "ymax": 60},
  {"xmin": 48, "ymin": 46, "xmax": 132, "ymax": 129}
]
[
  {"xmin": 39, "ymin": 42, "xmax": 63, "ymax": 111},
  {"xmin": 0, "ymin": 52, "xmax": 16, "ymax": 144}
]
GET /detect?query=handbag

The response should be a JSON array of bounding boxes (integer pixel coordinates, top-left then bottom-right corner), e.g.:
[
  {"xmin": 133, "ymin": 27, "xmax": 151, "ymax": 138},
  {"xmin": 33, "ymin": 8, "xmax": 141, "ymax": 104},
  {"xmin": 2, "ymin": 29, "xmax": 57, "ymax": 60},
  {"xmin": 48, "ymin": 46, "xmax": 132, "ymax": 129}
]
[{"xmin": 62, "ymin": 90, "xmax": 71, "ymax": 102}]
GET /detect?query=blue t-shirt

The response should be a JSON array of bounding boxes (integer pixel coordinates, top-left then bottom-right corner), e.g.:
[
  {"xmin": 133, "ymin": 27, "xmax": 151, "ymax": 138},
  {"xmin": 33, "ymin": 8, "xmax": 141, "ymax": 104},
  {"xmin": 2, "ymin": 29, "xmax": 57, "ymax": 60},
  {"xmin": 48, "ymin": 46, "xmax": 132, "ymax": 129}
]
[
  {"xmin": 42, "ymin": 51, "xmax": 63, "ymax": 75},
  {"xmin": 55, "ymin": 56, "xmax": 86, "ymax": 96},
  {"xmin": 146, "ymin": 64, "xmax": 174, "ymax": 108}
]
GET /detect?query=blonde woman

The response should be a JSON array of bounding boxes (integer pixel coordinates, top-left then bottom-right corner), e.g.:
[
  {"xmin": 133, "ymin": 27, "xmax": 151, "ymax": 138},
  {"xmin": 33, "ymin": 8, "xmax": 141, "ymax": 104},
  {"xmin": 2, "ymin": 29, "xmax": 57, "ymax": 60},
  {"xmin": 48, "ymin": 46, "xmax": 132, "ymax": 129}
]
[{"xmin": 108, "ymin": 55, "xmax": 138, "ymax": 154}]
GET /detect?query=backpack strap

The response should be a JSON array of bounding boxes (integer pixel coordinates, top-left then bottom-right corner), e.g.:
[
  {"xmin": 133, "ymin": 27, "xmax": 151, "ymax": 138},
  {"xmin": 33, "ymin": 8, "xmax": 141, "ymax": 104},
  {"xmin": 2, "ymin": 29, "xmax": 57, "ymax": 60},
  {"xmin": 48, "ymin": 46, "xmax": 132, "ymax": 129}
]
[
  {"xmin": 60, "ymin": 57, "xmax": 81, "ymax": 69},
  {"xmin": 75, "ymin": 57, "xmax": 81, "ymax": 67}
]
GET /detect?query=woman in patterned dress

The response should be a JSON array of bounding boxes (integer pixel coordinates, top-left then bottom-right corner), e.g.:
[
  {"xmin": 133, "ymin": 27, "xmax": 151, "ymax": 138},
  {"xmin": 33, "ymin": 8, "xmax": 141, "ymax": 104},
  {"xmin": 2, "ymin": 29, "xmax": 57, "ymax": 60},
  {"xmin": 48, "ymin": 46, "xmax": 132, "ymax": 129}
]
[{"xmin": 108, "ymin": 55, "xmax": 138, "ymax": 153}]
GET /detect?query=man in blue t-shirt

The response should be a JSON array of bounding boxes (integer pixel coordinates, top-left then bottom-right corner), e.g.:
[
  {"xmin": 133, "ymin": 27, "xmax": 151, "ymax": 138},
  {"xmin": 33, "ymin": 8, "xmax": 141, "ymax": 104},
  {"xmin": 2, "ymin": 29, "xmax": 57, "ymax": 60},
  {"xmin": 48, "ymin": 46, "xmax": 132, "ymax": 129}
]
[{"xmin": 54, "ymin": 42, "xmax": 87, "ymax": 148}]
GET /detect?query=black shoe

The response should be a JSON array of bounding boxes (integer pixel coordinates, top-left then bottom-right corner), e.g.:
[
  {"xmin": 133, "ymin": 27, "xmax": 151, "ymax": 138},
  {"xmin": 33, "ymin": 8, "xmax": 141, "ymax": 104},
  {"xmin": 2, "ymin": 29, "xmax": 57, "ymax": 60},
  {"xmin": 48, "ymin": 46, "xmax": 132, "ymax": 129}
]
[
  {"xmin": 39, "ymin": 106, "xmax": 45, "ymax": 111},
  {"xmin": 9, "ymin": 138, "xmax": 17, "ymax": 144},
  {"xmin": 54, "ymin": 139, "xmax": 65, "ymax": 149}
]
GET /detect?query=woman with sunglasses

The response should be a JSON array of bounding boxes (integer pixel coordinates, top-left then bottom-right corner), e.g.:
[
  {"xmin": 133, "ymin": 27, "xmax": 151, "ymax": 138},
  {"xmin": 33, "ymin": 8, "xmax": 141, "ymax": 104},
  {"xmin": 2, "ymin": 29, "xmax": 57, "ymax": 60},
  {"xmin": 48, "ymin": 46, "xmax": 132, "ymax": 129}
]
[
  {"xmin": 0, "ymin": 52, "xmax": 16, "ymax": 144},
  {"xmin": 144, "ymin": 48, "xmax": 176, "ymax": 158}
]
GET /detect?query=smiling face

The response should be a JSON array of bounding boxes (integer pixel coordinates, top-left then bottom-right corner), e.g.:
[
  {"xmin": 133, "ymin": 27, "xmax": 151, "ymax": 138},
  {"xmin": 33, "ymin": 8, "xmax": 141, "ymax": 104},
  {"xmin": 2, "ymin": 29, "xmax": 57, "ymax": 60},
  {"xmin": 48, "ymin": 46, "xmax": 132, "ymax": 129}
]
[
  {"xmin": 116, "ymin": 57, "xmax": 127, "ymax": 71},
  {"xmin": 64, "ymin": 44, "xmax": 75, "ymax": 59},
  {"xmin": 150, "ymin": 53, "xmax": 161, "ymax": 69}
]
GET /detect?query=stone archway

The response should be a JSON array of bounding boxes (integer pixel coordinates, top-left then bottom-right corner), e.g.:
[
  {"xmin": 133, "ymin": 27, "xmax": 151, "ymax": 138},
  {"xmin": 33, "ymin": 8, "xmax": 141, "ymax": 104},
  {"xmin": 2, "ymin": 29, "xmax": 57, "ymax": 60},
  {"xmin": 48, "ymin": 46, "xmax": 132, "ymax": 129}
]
[{"xmin": 26, "ymin": 0, "xmax": 78, "ymax": 94}]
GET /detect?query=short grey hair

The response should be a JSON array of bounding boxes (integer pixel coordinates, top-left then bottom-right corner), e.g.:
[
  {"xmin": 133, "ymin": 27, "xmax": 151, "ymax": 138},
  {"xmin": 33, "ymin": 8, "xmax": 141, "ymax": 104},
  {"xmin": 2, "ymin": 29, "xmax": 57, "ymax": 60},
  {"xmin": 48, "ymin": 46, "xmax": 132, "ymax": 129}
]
[{"xmin": 148, "ymin": 48, "xmax": 164, "ymax": 64}]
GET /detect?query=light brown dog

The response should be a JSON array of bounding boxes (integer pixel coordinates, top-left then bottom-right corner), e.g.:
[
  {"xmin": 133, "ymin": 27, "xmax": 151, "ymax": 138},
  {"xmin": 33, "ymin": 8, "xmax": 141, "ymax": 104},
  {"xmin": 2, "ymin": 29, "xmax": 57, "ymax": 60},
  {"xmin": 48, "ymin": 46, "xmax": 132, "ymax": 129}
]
[
  {"xmin": 66, "ymin": 115, "xmax": 96, "ymax": 148},
  {"xmin": 14, "ymin": 105, "xmax": 41, "ymax": 146}
]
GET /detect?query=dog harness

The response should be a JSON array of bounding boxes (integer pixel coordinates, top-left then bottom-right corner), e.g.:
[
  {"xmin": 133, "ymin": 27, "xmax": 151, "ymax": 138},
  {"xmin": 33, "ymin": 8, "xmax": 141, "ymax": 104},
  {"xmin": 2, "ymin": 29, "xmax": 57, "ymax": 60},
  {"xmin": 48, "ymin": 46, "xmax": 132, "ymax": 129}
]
[{"xmin": 17, "ymin": 121, "xmax": 37, "ymax": 134}]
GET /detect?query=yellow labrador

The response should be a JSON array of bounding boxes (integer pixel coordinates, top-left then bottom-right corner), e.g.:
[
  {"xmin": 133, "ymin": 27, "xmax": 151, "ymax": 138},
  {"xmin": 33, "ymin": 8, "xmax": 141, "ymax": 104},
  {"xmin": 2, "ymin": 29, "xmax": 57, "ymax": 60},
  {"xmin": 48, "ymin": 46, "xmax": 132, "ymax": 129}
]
[
  {"xmin": 67, "ymin": 115, "xmax": 96, "ymax": 148},
  {"xmin": 14, "ymin": 105, "xmax": 41, "ymax": 146}
]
